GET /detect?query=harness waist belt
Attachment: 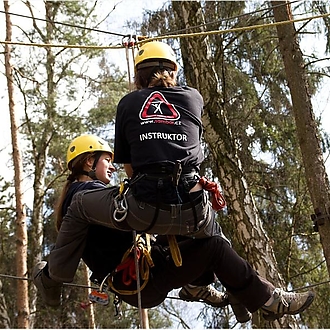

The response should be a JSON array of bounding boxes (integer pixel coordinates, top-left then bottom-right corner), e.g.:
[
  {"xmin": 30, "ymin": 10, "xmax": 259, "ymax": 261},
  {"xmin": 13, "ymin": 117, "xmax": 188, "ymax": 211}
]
[
  {"xmin": 135, "ymin": 164, "xmax": 198, "ymax": 175},
  {"xmin": 151, "ymin": 192, "xmax": 203, "ymax": 211},
  {"xmin": 140, "ymin": 171, "xmax": 197, "ymax": 182}
]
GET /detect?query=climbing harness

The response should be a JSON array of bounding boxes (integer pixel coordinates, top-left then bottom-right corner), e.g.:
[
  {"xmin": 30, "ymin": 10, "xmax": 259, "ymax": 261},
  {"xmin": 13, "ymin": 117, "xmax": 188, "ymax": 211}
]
[{"xmin": 112, "ymin": 163, "xmax": 226, "ymax": 268}]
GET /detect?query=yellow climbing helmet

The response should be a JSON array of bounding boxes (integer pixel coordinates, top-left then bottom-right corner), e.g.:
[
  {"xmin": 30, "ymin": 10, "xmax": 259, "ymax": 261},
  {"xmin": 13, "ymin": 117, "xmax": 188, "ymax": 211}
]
[
  {"xmin": 134, "ymin": 41, "xmax": 178, "ymax": 71},
  {"xmin": 66, "ymin": 134, "xmax": 113, "ymax": 170}
]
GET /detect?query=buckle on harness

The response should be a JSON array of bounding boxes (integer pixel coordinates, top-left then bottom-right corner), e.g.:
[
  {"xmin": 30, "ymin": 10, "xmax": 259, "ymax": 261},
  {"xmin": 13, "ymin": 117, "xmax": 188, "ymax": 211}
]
[{"xmin": 172, "ymin": 160, "xmax": 182, "ymax": 187}]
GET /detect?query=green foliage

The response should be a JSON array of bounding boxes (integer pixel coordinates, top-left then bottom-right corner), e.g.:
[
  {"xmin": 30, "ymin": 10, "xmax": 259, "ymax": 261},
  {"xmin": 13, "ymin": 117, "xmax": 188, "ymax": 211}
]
[
  {"xmin": 0, "ymin": 177, "xmax": 17, "ymax": 327},
  {"xmin": 86, "ymin": 56, "xmax": 129, "ymax": 130}
]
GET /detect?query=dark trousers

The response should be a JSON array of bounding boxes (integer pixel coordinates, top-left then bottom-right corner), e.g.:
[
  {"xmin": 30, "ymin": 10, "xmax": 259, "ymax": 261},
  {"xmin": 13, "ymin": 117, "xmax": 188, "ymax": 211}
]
[
  {"xmin": 48, "ymin": 186, "xmax": 223, "ymax": 282},
  {"xmin": 115, "ymin": 236, "xmax": 272, "ymax": 313},
  {"xmin": 48, "ymin": 186, "xmax": 272, "ymax": 313}
]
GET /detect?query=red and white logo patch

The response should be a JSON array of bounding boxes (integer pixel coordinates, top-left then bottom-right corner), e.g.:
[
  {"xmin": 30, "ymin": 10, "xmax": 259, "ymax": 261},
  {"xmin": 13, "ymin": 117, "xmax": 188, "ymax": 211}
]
[{"xmin": 139, "ymin": 91, "xmax": 180, "ymax": 121}]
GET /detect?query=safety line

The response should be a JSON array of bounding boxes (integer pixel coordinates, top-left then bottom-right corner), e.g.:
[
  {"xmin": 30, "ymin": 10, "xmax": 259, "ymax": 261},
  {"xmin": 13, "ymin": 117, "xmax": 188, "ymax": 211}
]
[
  {"xmin": 160, "ymin": 0, "xmax": 301, "ymax": 37},
  {"xmin": 0, "ymin": 10, "xmax": 127, "ymax": 38},
  {"xmin": 0, "ymin": 12, "xmax": 329, "ymax": 50},
  {"xmin": 142, "ymin": 12, "xmax": 330, "ymax": 43},
  {"xmin": 132, "ymin": 231, "xmax": 144, "ymax": 329},
  {"xmin": 0, "ymin": 40, "xmax": 124, "ymax": 49},
  {"xmin": 0, "ymin": 0, "xmax": 299, "ymax": 41},
  {"xmin": 0, "ymin": 273, "xmax": 98, "ymax": 290},
  {"xmin": 1, "ymin": 272, "xmax": 330, "ymax": 295}
]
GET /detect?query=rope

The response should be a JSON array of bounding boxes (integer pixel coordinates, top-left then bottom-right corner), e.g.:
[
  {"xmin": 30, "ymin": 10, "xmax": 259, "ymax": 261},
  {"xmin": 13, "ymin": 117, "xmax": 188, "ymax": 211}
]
[
  {"xmin": 137, "ymin": 12, "xmax": 330, "ymax": 44},
  {"xmin": 0, "ymin": 40, "xmax": 124, "ymax": 49},
  {"xmin": 121, "ymin": 41, "xmax": 147, "ymax": 328},
  {"xmin": 133, "ymin": 231, "xmax": 143, "ymax": 329},
  {"xmin": 0, "ymin": 273, "xmax": 98, "ymax": 289},
  {"xmin": 1, "ymin": 12, "xmax": 329, "ymax": 50},
  {"xmin": 107, "ymin": 234, "xmax": 154, "ymax": 295},
  {"xmin": 122, "ymin": 35, "xmax": 136, "ymax": 92},
  {"xmin": 107, "ymin": 232, "xmax": 153, "ymax": 328},
  {"xmin": 0, "ymin": 10, "xmax": 127, "ymax": 37},
  {"xmin": 167, "ymin": 235, "xmax": 182, "ymax": 267},
  {"xmin": 199, "ymin": 176, "xmax": 226, "ymax": 211},
  {"xmin": 1, "ymin": 271, "xmax": 329, "ymax": 304}
]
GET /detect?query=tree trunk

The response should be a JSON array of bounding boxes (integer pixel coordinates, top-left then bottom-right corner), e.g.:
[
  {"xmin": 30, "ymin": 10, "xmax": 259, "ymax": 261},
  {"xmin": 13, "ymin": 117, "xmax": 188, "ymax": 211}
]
[
  {"xmin": 82, "ymin": 264, "xmax": 95, "ymax": 329},
  {"xmin": 141, "ymin": 309, "xmax": 149, "ymax": 329},
  {"xmin": 4, "ymin": 1, "xmax": 29, "ymax": 328},
  {"xmin": 172, "ymin": 1, "xmax": 297, "ymax": 328},
  {"xmin": 271, "ymin": 0, "xmax": 330, "ymax": 275},
  {"xmin": 28, "ymin": 3, "xmax": 57, "ymax": 325}
]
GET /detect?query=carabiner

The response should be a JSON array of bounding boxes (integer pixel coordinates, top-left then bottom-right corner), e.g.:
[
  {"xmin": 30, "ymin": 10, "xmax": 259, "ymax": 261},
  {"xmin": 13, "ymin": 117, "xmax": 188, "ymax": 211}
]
[{"xmin": 113, "ymin": 194, "xmax": 128, "ymax": 222}]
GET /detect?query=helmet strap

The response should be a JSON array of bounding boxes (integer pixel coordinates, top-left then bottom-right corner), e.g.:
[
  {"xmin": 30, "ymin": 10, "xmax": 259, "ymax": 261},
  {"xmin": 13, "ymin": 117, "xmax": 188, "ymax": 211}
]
[
  {"xmin": 87, "ymin": 170, "xmax": 98, "ymax": 180},
  {"xmin": 80, "ymin": 169, "xmax": 98, "ymax": 180},
  {"xmin": 91, "ymin": 152, "xmax": 102, "ymax": 170},
  {"xmin": 87, "ymin": 152, "xmax": 102, "ymax": 180}
]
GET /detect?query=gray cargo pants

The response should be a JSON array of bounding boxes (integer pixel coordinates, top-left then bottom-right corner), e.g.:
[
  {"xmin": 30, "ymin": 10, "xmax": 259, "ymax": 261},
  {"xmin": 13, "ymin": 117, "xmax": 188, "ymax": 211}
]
[{"xmin": 48, "ymin": 186, "xmax": 224, "ymax": 282}]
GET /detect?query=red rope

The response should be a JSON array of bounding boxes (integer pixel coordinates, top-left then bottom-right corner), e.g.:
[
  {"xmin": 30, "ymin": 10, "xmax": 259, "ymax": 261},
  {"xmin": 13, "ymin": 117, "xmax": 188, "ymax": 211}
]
[
  {"xmin": 199, "ymin": 176, "xmax": 226, "ymax": 211},
  {"xmin": 115, "ymin": 248, "xmax": 141, "ymax": 285}
]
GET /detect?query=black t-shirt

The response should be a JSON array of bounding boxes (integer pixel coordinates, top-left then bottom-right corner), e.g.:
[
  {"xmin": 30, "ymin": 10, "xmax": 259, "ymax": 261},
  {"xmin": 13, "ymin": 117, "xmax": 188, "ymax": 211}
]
[
  {"xmin": 62, "ymin": 181, "xmax": 105, "ymax": 215},
  {"xmin": 114, "ymin": 86, "xmax": 204, "ymax": 170},
  {"xmin": 63, "ymin": 181, "xmax": 133, "ymax": 282}
]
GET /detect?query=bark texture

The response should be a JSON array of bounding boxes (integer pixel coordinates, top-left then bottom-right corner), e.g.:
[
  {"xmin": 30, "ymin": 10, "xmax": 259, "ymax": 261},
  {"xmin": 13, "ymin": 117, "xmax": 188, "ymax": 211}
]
[
  {"xmin": 4, "ymin": 1, "xmax": 29, "ymax": 327},
  {"xmin": 272, "ymin": 0, "xmax": 330, "ymax": 275},
  {"xmin": 172, "ymin": 1, "xmax": 298, "ymax": 327}
]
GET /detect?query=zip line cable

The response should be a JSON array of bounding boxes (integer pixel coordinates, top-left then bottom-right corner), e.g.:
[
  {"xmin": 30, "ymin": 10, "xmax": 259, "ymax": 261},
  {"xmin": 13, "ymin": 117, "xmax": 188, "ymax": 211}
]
[
  {"xmin": 1, "ymin": 11, "xmax": 329, "ymax": 50},
  {"xmin": 0, "ymin": 9, "xmax": 127, "ymax": 38},
  {"xmin": 0, "ymin": 272, "xmax": 329, "ymax": 298},
  {"xmin": 142, "ymin": 11, "xmax": 330, "ymax": 44},
  {"xmin": 159, "ymin": 0, "xmax": 302, "ymax": 37},
  {"xmin": 0, "ymin": 273, "xmax": 98, "ymax": 290},
  {"xmin": 0, "ymin": 0, "xmax": 301, "ymax": 40}
]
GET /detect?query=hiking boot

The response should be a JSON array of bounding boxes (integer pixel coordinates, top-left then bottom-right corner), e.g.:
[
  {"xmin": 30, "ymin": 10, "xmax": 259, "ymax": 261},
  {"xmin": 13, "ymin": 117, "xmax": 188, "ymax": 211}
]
[
  {"xmin": 261, "ymin": 288, "xmax": 315, "ymax": 321},
  {"xmin": 32, "ymin": 261, "xmax": 62, "ymax": 307},
  {"xmin": 227, "ymin": 293, "xmax": 252, "ymax": 323},
  {"xmin": 179, "ymin": 284, "xmax": 229, "ymax": 308}
]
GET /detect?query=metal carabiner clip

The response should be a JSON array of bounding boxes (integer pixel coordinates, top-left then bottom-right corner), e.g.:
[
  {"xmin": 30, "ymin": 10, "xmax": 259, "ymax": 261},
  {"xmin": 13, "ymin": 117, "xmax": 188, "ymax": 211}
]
[
  {"xmin": 113, "ymin": 194, "xmax": 128, "ymax": 222},
  {"xmin": 113, "ymin": 209, "xmax": 128, "ymax": 222}
]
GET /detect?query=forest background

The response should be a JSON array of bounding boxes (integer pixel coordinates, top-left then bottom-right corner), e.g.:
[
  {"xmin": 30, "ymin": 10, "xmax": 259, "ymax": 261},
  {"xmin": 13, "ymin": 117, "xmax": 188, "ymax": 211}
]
[{"xmin": 0, "ymin": 0, "xmax": 330, "ymax": 329}]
